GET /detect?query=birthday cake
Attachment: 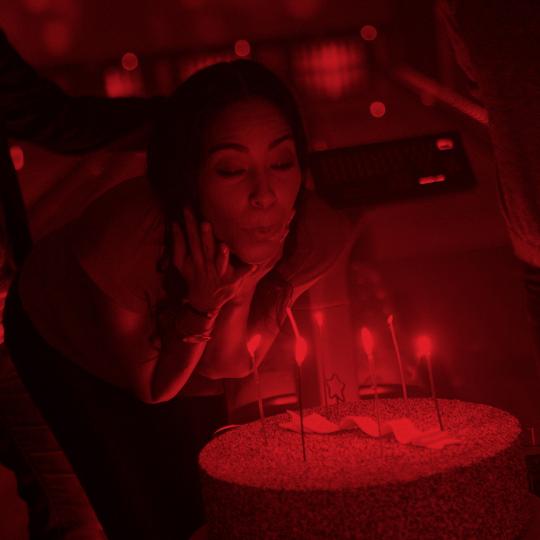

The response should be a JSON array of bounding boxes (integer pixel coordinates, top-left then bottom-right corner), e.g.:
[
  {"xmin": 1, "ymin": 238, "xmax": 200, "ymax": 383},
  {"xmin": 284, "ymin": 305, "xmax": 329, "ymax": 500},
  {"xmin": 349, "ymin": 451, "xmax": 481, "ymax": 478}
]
[{"xmin": 198, "ymin": 398, "xmax": 531, "ymax": 539}]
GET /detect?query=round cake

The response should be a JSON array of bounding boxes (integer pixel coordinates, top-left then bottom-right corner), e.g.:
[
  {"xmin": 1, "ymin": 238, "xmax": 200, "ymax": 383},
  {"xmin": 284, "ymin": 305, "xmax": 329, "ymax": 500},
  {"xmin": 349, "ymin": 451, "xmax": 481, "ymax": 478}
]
[{"xmin": 199, "ymin": 398, "xmax": 532, "ymax": 539}]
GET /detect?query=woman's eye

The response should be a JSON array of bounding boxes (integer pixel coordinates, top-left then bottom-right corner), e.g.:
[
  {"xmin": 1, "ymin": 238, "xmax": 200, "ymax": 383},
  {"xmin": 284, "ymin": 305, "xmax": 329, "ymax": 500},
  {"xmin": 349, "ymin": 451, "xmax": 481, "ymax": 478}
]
[
  {"xmin": 216, "ymin": 168, "xmax": 246, "ymax": 178},
  {"xmin": 271, "ymin": 161, "xmax": 294, "ymax": 171}
]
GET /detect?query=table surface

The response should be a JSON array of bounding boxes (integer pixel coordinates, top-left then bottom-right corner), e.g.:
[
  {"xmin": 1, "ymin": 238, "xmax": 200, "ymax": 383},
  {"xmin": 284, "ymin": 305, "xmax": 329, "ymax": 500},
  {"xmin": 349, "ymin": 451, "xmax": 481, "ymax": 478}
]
[
  {"xmin": 191, "ymin": 496, "xmax": 540, "ymax": 540},
  {"xmin": 523, "ymin": 495, "xmax": 540, "ymax": 539}
]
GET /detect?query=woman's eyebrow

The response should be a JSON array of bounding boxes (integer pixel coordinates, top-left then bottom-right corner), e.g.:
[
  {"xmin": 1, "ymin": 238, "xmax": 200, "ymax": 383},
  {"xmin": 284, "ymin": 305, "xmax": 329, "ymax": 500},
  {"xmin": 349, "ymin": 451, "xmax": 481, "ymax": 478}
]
[
  {"xmin": 208, "ymin": 142, "xmax": 247, "ymax": 154},
  {"xmin": 269, "ymin": 133, "xmax": 293, "ymax": 149},
  {"xmin": 208, "ymin": 134, "xmax": 293, "ymax": 155}
]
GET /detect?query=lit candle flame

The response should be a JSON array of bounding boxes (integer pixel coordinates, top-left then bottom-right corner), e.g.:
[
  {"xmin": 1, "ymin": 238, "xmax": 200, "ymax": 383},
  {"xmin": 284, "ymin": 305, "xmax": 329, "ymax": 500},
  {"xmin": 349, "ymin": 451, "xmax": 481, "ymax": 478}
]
[
  {"xmin": 416, "ymin": 335, "xmax": 432, "ymax": 358},
  {"xmin": 295, "ymin": 336, "xmax": 308, "ymax": 367},
  {"xmin": 247, "ymin": 333, "xmax": 262, "ymax": 358},
  {"xmin": 360, "ymin": 327, "xmax": 375, "ymax": 357},
  {"xmin": 286, "ymin": 307, "xmax": 308, "ymax": 366}
]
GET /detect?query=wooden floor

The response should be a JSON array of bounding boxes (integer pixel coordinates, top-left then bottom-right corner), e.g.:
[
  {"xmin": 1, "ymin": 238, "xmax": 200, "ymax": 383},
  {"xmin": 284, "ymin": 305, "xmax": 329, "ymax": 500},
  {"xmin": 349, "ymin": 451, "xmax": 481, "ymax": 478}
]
[{"xmin": 0, "ymin": 464, "xmax": 28, "ymax": 540}]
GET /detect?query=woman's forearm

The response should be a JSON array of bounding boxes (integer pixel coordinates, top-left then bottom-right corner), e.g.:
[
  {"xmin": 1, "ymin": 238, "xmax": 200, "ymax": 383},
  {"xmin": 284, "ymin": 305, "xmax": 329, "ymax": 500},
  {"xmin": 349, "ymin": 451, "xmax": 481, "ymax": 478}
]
[
  {"xmin": 142, "ymin": 307, "xmax": 217, "ymax": 403},
  {"xmin": 196, "ymin": 294, "xmax": 254, "ymax": 380}
]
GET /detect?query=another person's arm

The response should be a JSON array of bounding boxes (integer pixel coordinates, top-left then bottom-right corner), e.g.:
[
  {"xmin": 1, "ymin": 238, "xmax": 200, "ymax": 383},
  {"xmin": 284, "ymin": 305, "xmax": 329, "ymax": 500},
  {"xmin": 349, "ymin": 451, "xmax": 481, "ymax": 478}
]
[{"xmin": 0, "ymin": 28, "xmax": 161, "ymax": 153}]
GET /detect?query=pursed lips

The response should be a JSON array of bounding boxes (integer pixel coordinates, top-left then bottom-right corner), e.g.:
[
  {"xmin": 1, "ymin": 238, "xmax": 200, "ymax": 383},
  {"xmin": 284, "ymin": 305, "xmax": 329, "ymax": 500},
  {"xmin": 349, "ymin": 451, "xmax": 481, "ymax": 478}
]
[{"xmin": 242, "ymin": 223, "xmax": 283, "ymax": 239}]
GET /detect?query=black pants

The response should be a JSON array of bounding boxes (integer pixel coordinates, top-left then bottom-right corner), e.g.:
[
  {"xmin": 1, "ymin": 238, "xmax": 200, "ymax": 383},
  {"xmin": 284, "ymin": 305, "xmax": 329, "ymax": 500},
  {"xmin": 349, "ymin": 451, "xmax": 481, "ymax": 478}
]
[{"xmin": 4, "ymin": 282, "xmax": 226, "ymax": 540}]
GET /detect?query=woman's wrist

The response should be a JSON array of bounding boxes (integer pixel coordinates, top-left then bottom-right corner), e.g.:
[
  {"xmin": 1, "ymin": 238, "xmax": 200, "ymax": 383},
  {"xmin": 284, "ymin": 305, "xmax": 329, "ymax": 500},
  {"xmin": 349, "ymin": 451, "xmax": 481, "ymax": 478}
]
[
  {"xmin": 181, "ymin": 299, "xmax": 220, "ymax": 320},
  {"xmin": 228, "ymin": 287, "xmax": 256, "ymax": 308},
  {"xmin": 172, "ymin": 301, "xmax": 219, "ymax": 344}
]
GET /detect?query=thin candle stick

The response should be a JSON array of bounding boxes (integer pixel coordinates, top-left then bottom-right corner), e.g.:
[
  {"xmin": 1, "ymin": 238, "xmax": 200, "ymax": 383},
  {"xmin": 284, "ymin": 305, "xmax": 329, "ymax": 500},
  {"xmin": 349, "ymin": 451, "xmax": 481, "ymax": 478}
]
[
  {"xmin": 253, "ymin": 364, "xmax": 268, "ymax": 445},
  {"xmin": 286, "ymin": 307, "xmax": 308, "ymax": 462},
  {"xmin": 387, "ymin": 314, "xmax": 408, "ymax": 402},
  {"xmin": 367, "ymin": 353, "xmax": 382, "ymax": 436},
  {"xmin": 296, "ymin": 364, "xmax": 307, "ymax": 461},
  {"xmin": 248, "ymin": 334, "xmax": 267, "ymax": 445},
  {"xmin": 426, "ymin": 353, "xmax": 444, "ymax": 431},
  {"xmin": 314, "ymin": 311, "xmax": 329, "ymax": 409},
  {"xmin": 360, "ymin": 328, "xmax": 382, "ymax": 437},
  {"xmin": 417, "ymin": 335, "xmax": 444, "ymax": 432}
]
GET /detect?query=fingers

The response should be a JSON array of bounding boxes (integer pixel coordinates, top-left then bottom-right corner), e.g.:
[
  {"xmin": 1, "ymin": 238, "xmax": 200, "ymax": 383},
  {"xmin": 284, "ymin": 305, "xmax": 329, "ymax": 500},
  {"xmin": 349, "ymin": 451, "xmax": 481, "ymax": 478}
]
[
  {"xmin": 183, "ymin": 207, "xmax": 205, "ymax": 270},
  {"xmin": 216, "ymin": 243, "xmax": 230, "ymax": 278},
  {"xmin": 201, "ymin": 221, "xmax": 216, "ymax": 262}
]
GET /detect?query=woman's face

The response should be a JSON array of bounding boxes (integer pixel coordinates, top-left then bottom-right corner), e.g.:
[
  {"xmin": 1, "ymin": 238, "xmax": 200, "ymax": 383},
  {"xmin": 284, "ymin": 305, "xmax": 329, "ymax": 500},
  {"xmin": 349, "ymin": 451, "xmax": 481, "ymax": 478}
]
[{"xmin": 198, "ymin": 98, "xmax": 303, "ymax": 265}]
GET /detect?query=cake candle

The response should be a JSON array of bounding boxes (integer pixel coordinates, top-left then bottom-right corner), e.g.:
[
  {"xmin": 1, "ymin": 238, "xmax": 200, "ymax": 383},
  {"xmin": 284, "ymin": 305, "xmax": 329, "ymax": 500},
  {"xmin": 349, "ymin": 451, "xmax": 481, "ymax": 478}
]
[
  {"xmin": 360, "ymin": 327, "xmax": 382, "ymax": 436},
  {"xmin": 416, "ymin": 335, "xmax": 444, "ymax": 431},
  {"xmin": 386, "ymin": 314, "xmax": 409, "ymax": 403},
  {"xmin": 247, "ymin": 333, "xmax": 267, "ymax": 445},
  {"xmin": 286, "ymin": 307, "xmax": 308, "ymax": 462},
  {"xmin": 313, "ymin": 310, "xmax": 329, "ymax": 409}
]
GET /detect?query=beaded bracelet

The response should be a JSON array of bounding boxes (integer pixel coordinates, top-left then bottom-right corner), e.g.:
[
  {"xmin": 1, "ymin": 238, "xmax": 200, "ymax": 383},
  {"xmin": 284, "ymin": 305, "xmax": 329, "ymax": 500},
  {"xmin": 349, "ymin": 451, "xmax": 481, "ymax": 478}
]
[
  {"xmin": 181, "ymin": 299, "xmax": 220, "ymax": 320},
  {"xmin": 181, "ymin": 332, "xmax": 213, "ymax": 344},
  {"xmin": 177, "ymin": 299, "xmax": 218, "ymax": 343}
]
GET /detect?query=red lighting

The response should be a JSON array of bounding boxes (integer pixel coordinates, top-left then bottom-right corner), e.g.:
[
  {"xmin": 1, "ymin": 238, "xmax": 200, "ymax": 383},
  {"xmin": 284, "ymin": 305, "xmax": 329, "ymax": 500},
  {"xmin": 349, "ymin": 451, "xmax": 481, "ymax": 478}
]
[
  {"xmin": 43, "ymin": 20, "xmax": 71, "ymax": 56},
  {"xmin": 122, "ymin": 52, "xmax": 139, "ymax": 71},
  {"xmin": 285, "ymin": 0, "xmax": 322, "ymax": 18},
  {"xmin": 359, "ymin": 327, "xmax": 374, "ymax": 356},
  {"xmin": 416, "ymin": 335, "xmax": 432, "ymax": 358},
  {"xmin": 247, "ymin": 334, "xmax": 262, "ymax": 358},
  {"xmin": 24, "ymin": 0, "xmax": 50, "ymax": 14},
  {"xmin": 436, "ymin": 138, "xmax": 454, "ymax": 151},
  {"xmin": 313, "ymin": 311, "xmax": 324, "ymax": 328},
  {"xmin": 180, "ymin": 53, "xmax": 235, "ymax": 81},
  {"xmin": 10, "ymin": 146, "xmax": 24, "ymax": 171},
  {"xmin": 295, "ymin": 336, "xmax": 308, "ymax": 366},
  {"xmin": 104, "ymin": 67, "xmax": 143, "ymax": 97},
  {"xmin": 234, "ymin": 40, "xmax": 251, "ymax": 58},
  {"xmin": 369, "ymin": 101, "xmax": 386, "ymax": 118},
  {"xmin": 418, "ymin": 174, "xmax": 446, "ymax": 185},
  {"xmin": 360, "ymin": 25, "xmax": 378, "ymax": 41},
  {"xmin": 421, "ymin": 92, "xmax": 436, "ymax": 107},
  {"xmin": 293, "ymin": 39, "xmax": 366, "ymax": 99}
]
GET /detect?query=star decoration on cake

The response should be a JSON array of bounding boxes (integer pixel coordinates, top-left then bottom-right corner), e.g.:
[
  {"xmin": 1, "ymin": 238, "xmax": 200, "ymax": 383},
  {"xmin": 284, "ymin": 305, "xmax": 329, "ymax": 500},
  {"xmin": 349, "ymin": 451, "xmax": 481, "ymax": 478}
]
[{"xmin": 326, "ymin": 373, "xmax": 346, "ymax": 403}]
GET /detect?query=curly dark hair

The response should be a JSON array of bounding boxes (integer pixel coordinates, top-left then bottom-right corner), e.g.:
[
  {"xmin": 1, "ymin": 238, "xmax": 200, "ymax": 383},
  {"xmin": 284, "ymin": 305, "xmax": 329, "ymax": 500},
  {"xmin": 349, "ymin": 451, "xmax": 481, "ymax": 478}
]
[{"xmin": 146, "ymin": 60, "xmax": 310, "ymax": 329}]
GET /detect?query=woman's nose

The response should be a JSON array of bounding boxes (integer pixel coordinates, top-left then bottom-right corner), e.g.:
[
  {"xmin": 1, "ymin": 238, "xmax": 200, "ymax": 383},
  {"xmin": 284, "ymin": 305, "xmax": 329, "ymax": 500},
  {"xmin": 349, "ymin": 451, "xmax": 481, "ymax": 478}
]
[{"xmin": 249, "ymin": 171, "xmax": 277, "ymax": 209}]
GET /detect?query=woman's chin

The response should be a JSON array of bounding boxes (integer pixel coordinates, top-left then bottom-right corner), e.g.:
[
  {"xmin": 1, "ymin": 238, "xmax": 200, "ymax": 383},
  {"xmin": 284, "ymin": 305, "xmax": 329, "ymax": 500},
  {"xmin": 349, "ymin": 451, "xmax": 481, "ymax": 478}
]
[{"xmin": 234, "ymin": 242, "xmax": 282, "ymax": 266}]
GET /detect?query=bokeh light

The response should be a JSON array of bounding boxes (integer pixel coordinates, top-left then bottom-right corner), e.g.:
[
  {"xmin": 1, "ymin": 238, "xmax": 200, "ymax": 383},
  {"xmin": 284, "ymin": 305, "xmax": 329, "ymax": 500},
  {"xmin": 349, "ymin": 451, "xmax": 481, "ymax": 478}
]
[
  {"xmin": 121, "ymin": 52, "xmax": 139, "ymax": 71},
  {"xmin": 360, "ymin": 25, "xmax": 378, "ymax": 41},
  {"xmin": 10, "ymin": 146, "xmax": 24, "ymax": 171},
  {"xmin": 369, "ymin": 101, "xmax": 386, "ymax": 118},
  {"xmin": 234, "ymin": 39, "xmax": 251, "ymax": 58}
]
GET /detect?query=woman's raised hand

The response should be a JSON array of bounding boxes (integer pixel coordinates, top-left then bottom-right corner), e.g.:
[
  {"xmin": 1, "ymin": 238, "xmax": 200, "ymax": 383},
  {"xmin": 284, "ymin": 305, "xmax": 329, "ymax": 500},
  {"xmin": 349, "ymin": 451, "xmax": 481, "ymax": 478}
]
[{"xmin": 173, "ymin": 208, "xmax": 259, "ymax": 314}]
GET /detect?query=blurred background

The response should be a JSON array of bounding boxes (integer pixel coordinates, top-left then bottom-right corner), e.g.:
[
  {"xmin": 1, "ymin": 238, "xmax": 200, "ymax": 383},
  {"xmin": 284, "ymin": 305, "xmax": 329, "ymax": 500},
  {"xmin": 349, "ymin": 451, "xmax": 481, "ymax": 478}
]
[{"xmin": 2, "ymin": 1, "xmax": 539, "ymax": 536}]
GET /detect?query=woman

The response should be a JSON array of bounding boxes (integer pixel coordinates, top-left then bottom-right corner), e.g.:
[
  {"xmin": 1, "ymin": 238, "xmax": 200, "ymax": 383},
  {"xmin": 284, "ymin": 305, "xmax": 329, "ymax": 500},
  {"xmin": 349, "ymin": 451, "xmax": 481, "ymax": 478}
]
[{"xmin": 4, "ymin": 60, "xmax": 350, "ymax": 539}]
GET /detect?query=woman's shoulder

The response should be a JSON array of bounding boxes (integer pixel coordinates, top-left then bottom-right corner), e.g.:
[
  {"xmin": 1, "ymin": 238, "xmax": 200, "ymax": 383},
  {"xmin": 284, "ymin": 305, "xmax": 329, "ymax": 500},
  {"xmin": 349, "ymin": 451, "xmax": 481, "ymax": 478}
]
[{"xmin": 275, "ymin": 189, "xmax": 353, "ymax": 288}]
